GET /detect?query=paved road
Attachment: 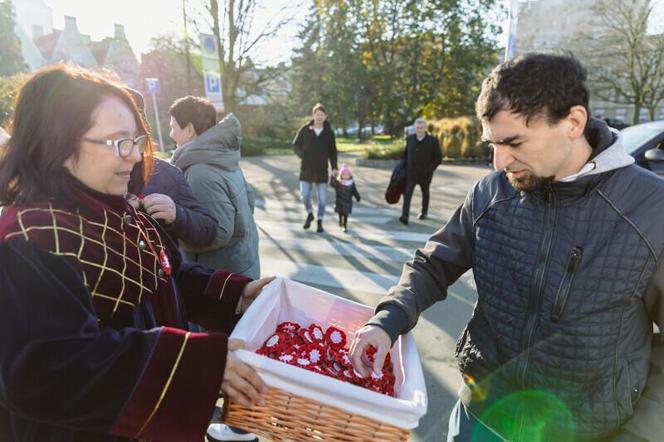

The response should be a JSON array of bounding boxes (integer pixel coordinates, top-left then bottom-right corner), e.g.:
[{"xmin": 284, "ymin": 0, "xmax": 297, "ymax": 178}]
[{"xmin": 241, "ymin": 153, "xmax": 491, "ymax": 442}]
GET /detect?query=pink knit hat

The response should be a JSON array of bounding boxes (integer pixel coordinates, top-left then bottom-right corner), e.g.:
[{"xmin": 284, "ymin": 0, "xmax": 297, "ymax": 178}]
[{"xmin": 339, "ymin": 164, "xmax": 352, "ymax": 176}]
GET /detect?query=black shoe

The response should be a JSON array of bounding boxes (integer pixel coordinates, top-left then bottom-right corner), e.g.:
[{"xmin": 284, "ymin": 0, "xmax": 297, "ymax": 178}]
[
  {"xmin": 417, "ymin": 212, "xmax": 428, "ymax": 220},
  {"xmin": 303, "ymin": 212, "xmax": 314, "ymax": 229},
  {"xmin": 316, "ymin": 220, "xmax": 324, "ymax": 233},
  {"xmin": 399, "ymin": 216, "xmax": 409, "ymax": 225}
]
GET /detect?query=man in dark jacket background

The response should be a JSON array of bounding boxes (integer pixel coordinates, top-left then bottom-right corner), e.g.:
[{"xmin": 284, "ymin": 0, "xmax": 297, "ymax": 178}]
[
  {"xmin": 400, "ymin": 118, "xmax": 442, "ymax": 225},
  {"xmin": 350, "ymin": 53, "xmax": 664, "ymax": 441}
]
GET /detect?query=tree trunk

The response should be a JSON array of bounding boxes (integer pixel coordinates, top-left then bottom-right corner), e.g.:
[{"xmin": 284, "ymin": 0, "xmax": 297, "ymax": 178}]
[
  {"xmin": 632, "ymin": 103, "xmax": 642, "ymax": 125},
  {"xmin": 648, "ymin": 106, "xmax": 656, "ymax": 121}
]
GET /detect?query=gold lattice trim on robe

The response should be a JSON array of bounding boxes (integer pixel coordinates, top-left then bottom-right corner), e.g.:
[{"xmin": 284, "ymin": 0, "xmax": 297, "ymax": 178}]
[{"xmin": 5, "ymin": 203, "xmax": 168, "ymax": 319}]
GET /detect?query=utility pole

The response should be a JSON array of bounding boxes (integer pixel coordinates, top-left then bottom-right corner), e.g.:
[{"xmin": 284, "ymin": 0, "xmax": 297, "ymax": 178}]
[
  {"xmin": 183, "ymin": 0, "xmax": 192, "ymax": 94},
  {"xmin": 505, "ymin": 0, "xmax": 517, "ymax": 61},
  {"xmin": 145, "ymin": 78, "xmax": 165, "ymax": 152}
]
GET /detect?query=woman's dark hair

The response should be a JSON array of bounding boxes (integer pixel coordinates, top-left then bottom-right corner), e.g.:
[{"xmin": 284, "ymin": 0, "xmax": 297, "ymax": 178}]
[
  {"xmin": 475, "ymin": 52, "xmax": 590, "ymax": 125},
  {"xmin": 169, "ymin": 96, "xmax": 217, "ymax": 136},
  {"xmin": 312, "ymin": 103, "xmax": 326, "ymax": 115},
  {"xmin": 0, "ymin": 63, "xmax": 154, "ymax": 205}
]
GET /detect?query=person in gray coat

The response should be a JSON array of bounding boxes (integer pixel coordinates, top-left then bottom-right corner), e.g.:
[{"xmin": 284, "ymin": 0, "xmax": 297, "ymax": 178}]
[{"xmin": 169, "ymin": 96, "xmax": 260, "ymax": 280}]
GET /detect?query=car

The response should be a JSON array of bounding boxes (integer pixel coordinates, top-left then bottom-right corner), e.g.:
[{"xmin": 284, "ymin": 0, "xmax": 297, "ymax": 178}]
[
  {"xmin": 620, "ymin": 120, "xmax": 664, "ymax": 176},
  {"xmin": 603, "ymin": 117, "xmax": 629, "ymax": 131}
]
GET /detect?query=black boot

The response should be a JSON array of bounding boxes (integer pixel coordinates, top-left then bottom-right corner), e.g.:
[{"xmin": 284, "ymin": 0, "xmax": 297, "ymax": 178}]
[
  {"xmin": 316, "ymin": 220, "xmax": 324, "ymax": 233},
  {"xmin": 303, "ymin": 212, "xmax": 314, "ymax": 229},
  {"xmin": 342, "ymin": 216, "xmax": 348, "ymax": 233},
  {"xmin": 399, "ymin": 216, "xmax": 409, "ymax": 225}
]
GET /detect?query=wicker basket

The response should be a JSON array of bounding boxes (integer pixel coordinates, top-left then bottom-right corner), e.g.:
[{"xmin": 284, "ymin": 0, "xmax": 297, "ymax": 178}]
[
  {"xmin": 223, "ymin": 386, "xmax": 410, "ymax": 442},
  {"xmin": 224, "ymin": 279, "xmax": 427, "ymax": 440}
]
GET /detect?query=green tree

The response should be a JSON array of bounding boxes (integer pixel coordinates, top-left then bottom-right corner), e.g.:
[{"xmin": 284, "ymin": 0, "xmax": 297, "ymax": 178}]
[
  {"xmin": 0, "ymin": 0, "xmax": 27, "ymax": 76},
  {"xmin": 289, "ymin": 0, "xmax": 501, "ymax": 136},
  {"xmin": 289, "ymin": 5, "xmax": 326, "ymax": 122},
  {"xmin": 357, "ymin": 0, "xmax": 500, "ymax": 133},
  {"xmin": 0, "ymin": 73, "xmax": 27, "ymax": 127}
]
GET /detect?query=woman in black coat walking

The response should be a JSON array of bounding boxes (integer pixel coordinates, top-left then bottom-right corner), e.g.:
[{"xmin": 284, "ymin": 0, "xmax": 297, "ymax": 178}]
[{"xmin": 293, "ymin": 103, "xmax": 338, "ymax": 233}]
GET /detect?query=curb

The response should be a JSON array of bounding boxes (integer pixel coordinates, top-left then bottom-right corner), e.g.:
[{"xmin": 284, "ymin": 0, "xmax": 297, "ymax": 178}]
[{"xmin": 355, "ymin": 158, "xmax": 491, "ymax": 169}]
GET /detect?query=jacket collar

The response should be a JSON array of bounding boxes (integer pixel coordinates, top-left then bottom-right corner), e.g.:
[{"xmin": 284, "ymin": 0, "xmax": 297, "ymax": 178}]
[
  {"xmin": 54, "ymin": 177, "xmax": 129, "ymax": 214},
  {"xmin": 523, "ymin": 119, "xmax": 634, "ymax": 200}
]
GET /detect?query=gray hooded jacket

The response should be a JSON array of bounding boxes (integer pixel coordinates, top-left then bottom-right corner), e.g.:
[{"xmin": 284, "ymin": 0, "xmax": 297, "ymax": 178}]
[{"xmin": 172, "ymin": 113, "xmax": 260, "ymax": 279}]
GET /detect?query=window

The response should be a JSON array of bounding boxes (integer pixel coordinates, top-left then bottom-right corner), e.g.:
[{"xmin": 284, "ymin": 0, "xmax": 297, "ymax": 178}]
[
  {"xmin": 614, "ymin": 108, "xmax": 627, "ymax": 122},
  {"xmin": 639, "ymin": 108, "xmax": 649, "ymax": 123},
  {"xmin": 659, "ymin": 107, "xmax": 664, "ymax": 120}
]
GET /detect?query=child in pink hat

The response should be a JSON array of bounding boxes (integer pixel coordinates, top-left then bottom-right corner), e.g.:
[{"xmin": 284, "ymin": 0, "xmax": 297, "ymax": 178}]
[{"xmin": 330, "ymin": 164, "xmax": 361, "ymax": 233}]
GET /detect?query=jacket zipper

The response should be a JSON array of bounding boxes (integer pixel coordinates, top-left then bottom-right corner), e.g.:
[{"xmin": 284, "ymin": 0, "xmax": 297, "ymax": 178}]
[
  {"xmin": 550, "ymin": 247, "xmax": 583, "ymax": 322},
  {"xmin": 518, "ymin": 186, "xmax": 558, "ymax": 389}
]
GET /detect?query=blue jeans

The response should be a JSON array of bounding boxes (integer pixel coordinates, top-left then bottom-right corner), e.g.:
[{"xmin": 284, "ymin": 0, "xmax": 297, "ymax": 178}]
[
  {"xmin": 300, "ymin": 181, "xmax": 327, "ymax": 220},
  {"xmin": 446, "ymin": 400, "xmax": 643, "ymax": 442},
  {"xmin": 447, "ymin": 400, "xmax": 505, "ymax": 442}
]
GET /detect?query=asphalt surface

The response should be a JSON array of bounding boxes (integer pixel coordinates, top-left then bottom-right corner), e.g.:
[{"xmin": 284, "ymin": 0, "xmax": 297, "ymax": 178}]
[{"xmin": 240, "ymin": 152, "xmax": 492, "ymax": 441}]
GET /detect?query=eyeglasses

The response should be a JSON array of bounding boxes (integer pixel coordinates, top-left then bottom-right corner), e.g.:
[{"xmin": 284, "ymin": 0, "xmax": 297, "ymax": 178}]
[{"xmin": 82, "ymin": 134, "xmax": 148, "ymax": 158}]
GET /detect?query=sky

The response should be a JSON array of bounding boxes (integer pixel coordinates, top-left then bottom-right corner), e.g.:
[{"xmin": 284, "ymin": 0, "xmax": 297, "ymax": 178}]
[
  {"xmin": 44, "ymin": 0, "xmax": 305, "ymax": 65},
  {"xmin": 40, "ymin": 0, "xmax": 664, "ymax": 66}
]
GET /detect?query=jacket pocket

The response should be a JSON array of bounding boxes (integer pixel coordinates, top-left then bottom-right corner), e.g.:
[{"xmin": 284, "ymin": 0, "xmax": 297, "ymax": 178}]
[
  {"xmin": 620, "ymin": 359, "xmax": 637, "ymax": 420},
  {"xmin": 550, "ymin": 246, "xmax": 583, "ymax": 321}
]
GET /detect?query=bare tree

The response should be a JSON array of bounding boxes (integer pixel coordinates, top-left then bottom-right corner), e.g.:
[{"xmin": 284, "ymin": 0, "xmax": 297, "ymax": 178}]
[
  {"xmin": 581, "ymin": 0, "xmax": 664, "ymax": 124},
  {"xmin": 202, "ymin": 0, "xmax": 298, "ymax": 113}
]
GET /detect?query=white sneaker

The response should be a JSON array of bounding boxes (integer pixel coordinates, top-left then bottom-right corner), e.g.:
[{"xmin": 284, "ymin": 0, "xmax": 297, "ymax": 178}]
[{"xmin": 206, "ymin": 423, "xmax": 258, "ymax": 442}]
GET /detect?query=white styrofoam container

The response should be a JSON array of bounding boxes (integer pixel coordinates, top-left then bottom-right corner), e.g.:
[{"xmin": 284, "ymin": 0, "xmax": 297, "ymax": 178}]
[{"xmin": 229, "ymin": 277, "xmax": 428, "ymax": 429}]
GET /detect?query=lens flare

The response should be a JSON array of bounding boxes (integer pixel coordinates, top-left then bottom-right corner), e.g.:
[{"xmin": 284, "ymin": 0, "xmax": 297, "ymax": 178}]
[{"xmin": 475, "ymin": 390, "xmax": 575, "ymax": 442}]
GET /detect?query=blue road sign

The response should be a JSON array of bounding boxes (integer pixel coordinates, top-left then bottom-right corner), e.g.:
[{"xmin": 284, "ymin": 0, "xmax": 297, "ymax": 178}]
[
  {"xmin": 205, "ymin": 73, "xmax": 221, "ymax": 94},
  {"xmin": 202, "ymin": 35, "xmax": 217, "ymax": 55},
  {"xmin": 146, "ymin": 78, "xmax": 160, "ymax": 94}
]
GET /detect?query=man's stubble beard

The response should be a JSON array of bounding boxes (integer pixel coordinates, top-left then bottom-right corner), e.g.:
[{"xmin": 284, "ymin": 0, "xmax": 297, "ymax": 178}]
[{"xmin": 506, "ymin": 171, "xmax": 555, "ymax": 192}]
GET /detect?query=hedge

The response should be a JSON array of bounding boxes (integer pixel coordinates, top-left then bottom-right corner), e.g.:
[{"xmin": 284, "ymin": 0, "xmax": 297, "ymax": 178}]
[
  {"xmin": 432, "ymin": 116, "xmax": 490, "ymax": 160},
  {"xmin": 361, "ymin": 116, "xmax": 491, "ymax": 161},
  {"xmin": 241, "ymin": 136, "xmax": 292, "ymax": 156}
]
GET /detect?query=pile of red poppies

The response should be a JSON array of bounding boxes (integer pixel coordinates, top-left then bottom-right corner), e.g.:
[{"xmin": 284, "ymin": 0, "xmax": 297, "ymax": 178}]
[{"xmin": 255, "ymin": 321, "xmax": 396, "ymax": 397}]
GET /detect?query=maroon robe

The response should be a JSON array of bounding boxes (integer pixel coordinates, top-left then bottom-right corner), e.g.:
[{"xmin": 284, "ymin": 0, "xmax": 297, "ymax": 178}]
[{"xmin": 0, "ymin": 183, "xmax": 252, "ymax": 441}]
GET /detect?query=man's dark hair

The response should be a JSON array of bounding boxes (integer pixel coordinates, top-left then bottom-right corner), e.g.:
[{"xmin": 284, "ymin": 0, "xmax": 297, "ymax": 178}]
[
  {"xmin": 169, "ymin": 96, "xmax": 217, "ymax": 136},
  {"xmin": 475, "ymin": 53, "xmax": 590, "ymax": 125}
]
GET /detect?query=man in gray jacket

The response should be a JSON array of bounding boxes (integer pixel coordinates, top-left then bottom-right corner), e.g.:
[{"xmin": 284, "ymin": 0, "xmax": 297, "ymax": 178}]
[{"xmin": 350, "ymin": 53, "xmax": 664, "ymax": 441}]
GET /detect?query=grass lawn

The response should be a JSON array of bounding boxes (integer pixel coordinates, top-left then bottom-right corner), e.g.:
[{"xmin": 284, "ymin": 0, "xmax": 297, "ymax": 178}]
[
  {"xmin": 263, "ymin": 146, "xmax": 293, "ymax": 156},
  {"xmin": 148, "ymin": 136, "xmax": 405, "ymax": 158},
  {"xmin": 338, "ymin": 136, "xmax": 403, "ymax": 158}
]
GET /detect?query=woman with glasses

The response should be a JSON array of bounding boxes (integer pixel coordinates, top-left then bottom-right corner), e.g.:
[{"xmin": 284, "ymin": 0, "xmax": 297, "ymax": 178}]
[{"xmin": 0, "ymin": 64, "xmax": 272, "ymax": 441}]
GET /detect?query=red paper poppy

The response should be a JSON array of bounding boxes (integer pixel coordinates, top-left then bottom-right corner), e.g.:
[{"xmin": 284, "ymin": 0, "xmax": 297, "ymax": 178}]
[{"xmin": 325, "ymin": 326, "xmax": 347, "ymax": 349}]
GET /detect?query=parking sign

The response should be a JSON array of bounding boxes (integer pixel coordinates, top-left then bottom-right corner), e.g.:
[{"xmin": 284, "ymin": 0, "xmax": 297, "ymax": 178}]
[{"xmin": 205, "ymin": 73, "xmax": 221, "ymax": 94}]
